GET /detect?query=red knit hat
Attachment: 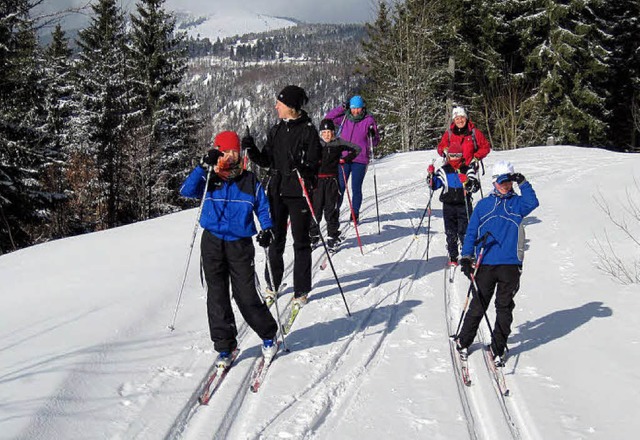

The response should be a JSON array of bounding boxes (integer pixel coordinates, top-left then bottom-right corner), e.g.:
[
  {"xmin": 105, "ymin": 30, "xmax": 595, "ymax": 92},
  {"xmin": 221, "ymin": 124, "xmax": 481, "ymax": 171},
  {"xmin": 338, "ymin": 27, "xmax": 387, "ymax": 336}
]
[{"xmin": 213, "ymin": 131, "xmax": 240, "ymax": 152}]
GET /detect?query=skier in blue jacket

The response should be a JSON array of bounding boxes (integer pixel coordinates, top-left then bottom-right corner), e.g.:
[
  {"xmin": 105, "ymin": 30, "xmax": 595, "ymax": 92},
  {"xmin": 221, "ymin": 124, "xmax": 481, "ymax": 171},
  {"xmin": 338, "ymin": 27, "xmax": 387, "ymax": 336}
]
[
  {"xmin": 455, "ymin": 160, "xmax": 539, "ymax": 366},
  {"xmin": 180, "ymin": 130, "xmax": 278, "ymax": 367}
]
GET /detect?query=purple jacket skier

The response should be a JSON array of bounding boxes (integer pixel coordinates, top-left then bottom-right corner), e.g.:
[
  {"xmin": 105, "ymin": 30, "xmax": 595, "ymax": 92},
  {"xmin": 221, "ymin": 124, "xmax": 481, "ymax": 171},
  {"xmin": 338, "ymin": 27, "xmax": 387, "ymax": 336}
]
[{"xmin": 324, "ymin": 95, "xmax": 380, "ymax": 223}]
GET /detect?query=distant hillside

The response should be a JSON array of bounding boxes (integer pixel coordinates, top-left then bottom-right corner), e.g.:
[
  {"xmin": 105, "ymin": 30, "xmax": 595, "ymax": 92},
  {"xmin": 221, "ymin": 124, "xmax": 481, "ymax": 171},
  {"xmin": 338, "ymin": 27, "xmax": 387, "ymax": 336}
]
[
  {"xmin": 181, "ymin": 23, "xmax": 368, "ymax": 148},
  {"xmin": 173, "ymin": 7, "xmax": 298, "ymax": 41}
]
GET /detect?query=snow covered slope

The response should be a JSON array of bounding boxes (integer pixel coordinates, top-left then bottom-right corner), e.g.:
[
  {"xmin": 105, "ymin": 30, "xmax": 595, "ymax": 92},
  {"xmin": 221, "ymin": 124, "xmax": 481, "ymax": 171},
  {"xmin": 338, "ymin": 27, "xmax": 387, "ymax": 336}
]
[
  {"xmin": 1, "ymin": 146, "xmax": 639, "ymax": 439},
  {"xmin": 173, "ymin": 5, "xmax": 297, "ymax": 41}
]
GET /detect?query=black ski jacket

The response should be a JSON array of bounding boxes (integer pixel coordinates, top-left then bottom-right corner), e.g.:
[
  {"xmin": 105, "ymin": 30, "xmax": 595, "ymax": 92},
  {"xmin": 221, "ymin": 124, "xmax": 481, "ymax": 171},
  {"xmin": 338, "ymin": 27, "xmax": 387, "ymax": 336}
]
[
  {"xmin": 248, "ymin": 111, "xmax": 322, "ymax": 197},
  {"xmin": 318, "ymin": 138, "xmax": 361, "ymax": 176}
]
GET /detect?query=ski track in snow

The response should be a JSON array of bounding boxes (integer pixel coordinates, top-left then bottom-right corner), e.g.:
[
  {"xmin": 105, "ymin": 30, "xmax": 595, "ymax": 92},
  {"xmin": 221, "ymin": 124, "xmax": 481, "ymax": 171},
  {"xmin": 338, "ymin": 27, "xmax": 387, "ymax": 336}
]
[
  {"xmin": 160, "ymin": 176, "xmax": 426, "ymax": 439},
  {"xmin": 250, "ymin": 182, "xmax": 429, "ymax": 439}
]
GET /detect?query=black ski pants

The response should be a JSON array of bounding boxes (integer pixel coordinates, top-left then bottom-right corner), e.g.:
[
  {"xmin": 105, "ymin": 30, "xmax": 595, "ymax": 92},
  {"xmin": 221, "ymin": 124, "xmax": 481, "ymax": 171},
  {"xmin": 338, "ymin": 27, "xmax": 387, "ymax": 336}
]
[
  {"xmin": 443, "ymin": 202, "xmax": 472, "ymax": 260},
  {"xmin": 310, "ymin": 176, "xmax": 341, "ymax": 239},
  {"xmin": 200, "ymin": 230, "xmax": 277, "ymax": 353},
  {"xmin": 267, "ymin": 194, "xmax": 312, "ymax": 295},
  {"xmin": 458, "ymin": 264, "xmax": 521, "ymax": 356}
]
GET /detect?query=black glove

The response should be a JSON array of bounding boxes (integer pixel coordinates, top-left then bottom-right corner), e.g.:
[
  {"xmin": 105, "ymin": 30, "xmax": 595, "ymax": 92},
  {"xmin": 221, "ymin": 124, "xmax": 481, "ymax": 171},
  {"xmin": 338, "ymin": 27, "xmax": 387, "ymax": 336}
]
[
  {"xmin": 465, "ymin": 178, "xmax": 480, "ymax": 193},
  {"xmin": 201, "ymin": 149, "xmax": 223, "ymax": 168},
  {"xmin": 256, "ymin": 228, "xmax": 274, "ymax": 248},
  {"xmin": 508, "ymin": 173, "xmax": 526, "ymax": 184},
  {"xmin": 241, "ymin": 135, "xmax": 256, "ymax": 151},
  {"xmin": 368, "ymin": 125, "xmax": 376, "ymax": 138},
  {"xmin": 460, "ymin": 257, "xmax": 474, "ymax": 280}
]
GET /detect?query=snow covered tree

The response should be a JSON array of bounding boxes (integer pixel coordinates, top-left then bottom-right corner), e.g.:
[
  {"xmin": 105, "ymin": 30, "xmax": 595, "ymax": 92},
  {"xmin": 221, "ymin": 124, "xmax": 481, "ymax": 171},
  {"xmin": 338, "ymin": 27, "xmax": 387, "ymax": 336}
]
[
  {"xmin": 362, "ymin": 0, "xmax": 454, "ymax": 154},
  {"xmin": 596, "ymin": 0, "xmax": 640, "ymax": 151},
  {"xmin": 0, "ymin": 0, "xmax": 50, "ymax": 252},
  {"xmin": 128, "ymin": 0, "xmax": 199, "ymax": 220},
  {"xmin": 518, "ymin": 0, "xmax": 609, "ymax": 145},
  {"xmin": 41, "ymin": 23, "xmax": 75, "ymax": 238},
  {"xmin": 73, "ymin": 0, "xmax": 137, "ymax": 229}
]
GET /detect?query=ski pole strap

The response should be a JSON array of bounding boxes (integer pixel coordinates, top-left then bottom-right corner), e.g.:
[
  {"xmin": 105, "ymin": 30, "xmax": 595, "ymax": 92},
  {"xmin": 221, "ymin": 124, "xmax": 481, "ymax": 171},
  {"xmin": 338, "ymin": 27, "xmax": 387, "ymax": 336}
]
[{"xmin": 474, "ymin": 231, "xmax": 491, "ymax": 246}]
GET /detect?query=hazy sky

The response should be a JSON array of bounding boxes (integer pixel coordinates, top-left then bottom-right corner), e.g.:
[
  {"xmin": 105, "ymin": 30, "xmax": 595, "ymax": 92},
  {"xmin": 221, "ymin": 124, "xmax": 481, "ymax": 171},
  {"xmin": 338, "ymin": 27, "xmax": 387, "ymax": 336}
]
[{"xmin": 44, "ymin": 0, "xmax": 390, "ymax": 25}]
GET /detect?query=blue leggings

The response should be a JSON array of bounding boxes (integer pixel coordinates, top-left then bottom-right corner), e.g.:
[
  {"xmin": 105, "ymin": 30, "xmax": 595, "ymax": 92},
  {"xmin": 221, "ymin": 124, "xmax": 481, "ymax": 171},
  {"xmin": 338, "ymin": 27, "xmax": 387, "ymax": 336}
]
[{"xmin": 338, "ymin": 162, "xmax": 367, "ymax": 217}]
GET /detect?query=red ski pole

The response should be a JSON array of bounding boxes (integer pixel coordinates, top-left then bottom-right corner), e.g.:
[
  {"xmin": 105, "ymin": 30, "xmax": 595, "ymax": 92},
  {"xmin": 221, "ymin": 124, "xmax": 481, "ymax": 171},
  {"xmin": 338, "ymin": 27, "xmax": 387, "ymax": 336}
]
[{"xmin": 294, "ymin": 169, "xmax": 351, "ymax": 316}]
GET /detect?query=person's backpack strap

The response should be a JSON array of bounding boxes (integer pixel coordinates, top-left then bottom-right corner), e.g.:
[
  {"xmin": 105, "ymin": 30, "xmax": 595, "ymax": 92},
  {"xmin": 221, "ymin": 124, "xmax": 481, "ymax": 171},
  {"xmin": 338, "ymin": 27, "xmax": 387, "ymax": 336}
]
[{"xmin": 471, "ymin": 128, "xmax": 478, "ymax": 152}]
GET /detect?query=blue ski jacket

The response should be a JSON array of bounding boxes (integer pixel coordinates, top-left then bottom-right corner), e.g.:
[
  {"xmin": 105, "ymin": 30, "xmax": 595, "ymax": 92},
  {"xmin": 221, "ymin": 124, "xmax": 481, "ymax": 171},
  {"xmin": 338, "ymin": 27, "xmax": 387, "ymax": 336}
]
[
  {"xmin": 180, "ymin": 167, "xmax": 272, "ymax": 241},
  {"xmin": 461, "ymin": 181, "xmax": 539, "ymax": 265}
]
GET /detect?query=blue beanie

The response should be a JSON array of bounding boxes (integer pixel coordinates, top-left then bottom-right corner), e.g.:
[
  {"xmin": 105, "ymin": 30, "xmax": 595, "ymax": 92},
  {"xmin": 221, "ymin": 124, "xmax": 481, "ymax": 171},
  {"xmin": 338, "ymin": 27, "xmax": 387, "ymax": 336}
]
[{"xmin": 349, "ymin": 95, "xmax": 365, "ymax": 109}]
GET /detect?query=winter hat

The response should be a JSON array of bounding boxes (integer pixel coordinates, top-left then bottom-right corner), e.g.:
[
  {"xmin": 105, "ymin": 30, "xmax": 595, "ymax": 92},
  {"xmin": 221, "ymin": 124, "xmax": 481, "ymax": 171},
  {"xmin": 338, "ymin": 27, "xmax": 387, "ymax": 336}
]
[
  {"xmin": 492, "ymin": 160, "xmax": 515, "ymax": 183},
  {"xmin": 451, "ymin": 106, "xmax": 468, "ymax": 120},
  {"xmin": 213, "ymin": 131, "xmax": 240, "ymax": 152},
  {"xmin": 277, "ymin": 85, "xmax": 309, "ymax": 111},
  {"xmin": 319, "ymin": 118, "xmax": 335, "ymax": 132},
  {"xmin": 349, "ymin": 95, "xmax": 365, "ymax": 109}
]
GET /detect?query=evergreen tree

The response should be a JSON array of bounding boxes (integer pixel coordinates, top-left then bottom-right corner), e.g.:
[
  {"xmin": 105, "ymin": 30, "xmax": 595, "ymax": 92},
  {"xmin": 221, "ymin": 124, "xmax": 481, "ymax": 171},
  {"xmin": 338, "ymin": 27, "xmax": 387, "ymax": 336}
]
[
  {"xmin": 129, "ymin": 0, "xmax": 199, "ymax": 219},
  {"xmin": 597, "ymin": 0, "xmax": 640, "ymax": 150},
  {"xmin": 0, "ymin": 0, "xmax": 49, "ymax": 252},
  {"xmin": 73, "ymin": 0, "xmax": 137, "ymax": 229},
  {"xmin": 519, "ymin": 0, "xmax": 609, "ymax": 145},
  {"xmin": 42, "ymin": 24, "xmax": 74, "ymax": 238}
]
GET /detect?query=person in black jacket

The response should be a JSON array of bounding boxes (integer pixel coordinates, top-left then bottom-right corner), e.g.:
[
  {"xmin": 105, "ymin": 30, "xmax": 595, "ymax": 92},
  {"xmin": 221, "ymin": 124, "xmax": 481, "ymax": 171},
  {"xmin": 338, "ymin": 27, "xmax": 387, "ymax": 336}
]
[
  {"xmin": 310, "ymin": 118, "xmax": 361, "ymax": 250},
  {"xmin": 242, "ymin": 85, "xmax": 322, "ymax": 307}
]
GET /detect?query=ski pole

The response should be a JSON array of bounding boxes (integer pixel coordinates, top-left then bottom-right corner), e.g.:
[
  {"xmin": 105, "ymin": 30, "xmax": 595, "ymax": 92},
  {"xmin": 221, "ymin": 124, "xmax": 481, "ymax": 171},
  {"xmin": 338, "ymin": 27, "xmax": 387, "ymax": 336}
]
[
  {"xmin": 294, "ymin": 168, "xmax": 351, "ymax": 316},
  {"xmin": 425, "ymin": 189, "xmax": 434, "ymax": 261},
  {"xmin": 465, "ymin": 233, "xmax": 508, "ymax": 353},
  {"xmin": 453, "ymin": 233, "xmax": 489, "ymax": 338},
  {"xmin": 475, "ymin": 159, "xmax": 485, "ymax": 198},
  {"xmin": 414, "ymin": 160, "xmax": 436, "ymax": 237},
  {"xmin": 340, "ymin": 163, "xmax": 363, "ymax": 255},
  {"xmin": 169, "ymin": 167, "xmax": 213, "ymax": 331},
  {"xmin": 263, "ymin": 247, "xmax": 288, "ymax": 352},
  {"xmin": 463, "ymin": 184, "xmax": 471, "ymax": 223},
  {"xmin": 243, "ymin": 125, "xmax": 251, "ymax": 171},
  {"xmin": 368, "ymin": 128, "xmax": 381, "ymax": 234}
]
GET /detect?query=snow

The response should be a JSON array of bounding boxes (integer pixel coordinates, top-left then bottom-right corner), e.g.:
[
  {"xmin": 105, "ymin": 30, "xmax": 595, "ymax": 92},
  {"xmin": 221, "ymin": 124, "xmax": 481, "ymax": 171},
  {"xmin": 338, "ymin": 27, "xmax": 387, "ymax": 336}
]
[
  {"xmin": 174, "ymin": 6, "xmax": 296, "ymax": 41},
  {"xmin": 1, "ymin": 145, "xmax": 640, "ymax": 439}
]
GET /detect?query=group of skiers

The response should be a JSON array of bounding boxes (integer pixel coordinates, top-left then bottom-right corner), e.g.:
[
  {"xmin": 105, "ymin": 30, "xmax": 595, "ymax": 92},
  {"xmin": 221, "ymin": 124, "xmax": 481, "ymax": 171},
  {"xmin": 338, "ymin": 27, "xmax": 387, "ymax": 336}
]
[
  {"xmin": 427, "ymin": 105, "xmax": 539, "ymax": 366},
  {"xmin": 180, "ymin": 85, "xmax": 539, "ymax": 371},
  {"xmin": 180, "ymin": 86, "xmax": 379, "ymax": 368}
]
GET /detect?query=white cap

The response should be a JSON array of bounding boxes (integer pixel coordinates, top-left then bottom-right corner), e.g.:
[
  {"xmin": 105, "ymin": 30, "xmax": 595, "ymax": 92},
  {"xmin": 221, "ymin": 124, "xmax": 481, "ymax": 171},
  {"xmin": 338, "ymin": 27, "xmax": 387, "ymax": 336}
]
[
  {"xmin": 452, "ymin": 106, "xmax": 467, "ymax": 120},
  {"xmin": 492, "ymin": 161, "xmax": 515, "ymax": 182}
]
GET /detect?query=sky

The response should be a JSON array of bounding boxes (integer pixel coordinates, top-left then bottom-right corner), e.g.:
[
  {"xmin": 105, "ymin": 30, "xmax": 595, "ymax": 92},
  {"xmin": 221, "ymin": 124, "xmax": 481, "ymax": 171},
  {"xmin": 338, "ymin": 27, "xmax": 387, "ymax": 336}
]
[
  {"xmin": 41, "ymin": 0, "xmax": 388, "ymax": 26},
  {"xmin": 2, "ymin": 145, "xmax": 640, "ymax": 439}
]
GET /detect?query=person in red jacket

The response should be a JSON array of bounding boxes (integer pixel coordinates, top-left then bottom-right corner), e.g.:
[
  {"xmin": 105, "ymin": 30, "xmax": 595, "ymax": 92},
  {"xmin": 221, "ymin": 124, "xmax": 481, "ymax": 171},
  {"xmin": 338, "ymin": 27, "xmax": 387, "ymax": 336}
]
[{"xmin": 436, "ymin": 106, "xmax": 491, "ymax": 169}]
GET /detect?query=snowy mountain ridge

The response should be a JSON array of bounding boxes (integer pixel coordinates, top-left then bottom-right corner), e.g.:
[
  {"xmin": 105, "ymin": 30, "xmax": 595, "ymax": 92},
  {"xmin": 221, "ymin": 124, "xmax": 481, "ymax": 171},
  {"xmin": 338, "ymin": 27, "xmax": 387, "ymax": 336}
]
[{"xmin": 173, "ymin": 6, "xmax": 298, "ymax": 41}]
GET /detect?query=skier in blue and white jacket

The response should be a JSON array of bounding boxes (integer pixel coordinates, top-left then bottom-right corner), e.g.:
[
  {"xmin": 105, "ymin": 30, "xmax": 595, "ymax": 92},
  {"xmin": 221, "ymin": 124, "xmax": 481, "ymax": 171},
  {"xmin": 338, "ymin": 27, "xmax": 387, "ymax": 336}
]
[
  {"xmin": 180, "ymin": 130, "xmax": 278, "ymax": 366},
  {"xmin": 455, "ymin": 160, "xmax": 539, "ymax": 366}
]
